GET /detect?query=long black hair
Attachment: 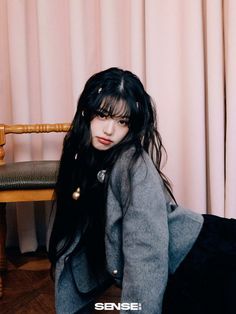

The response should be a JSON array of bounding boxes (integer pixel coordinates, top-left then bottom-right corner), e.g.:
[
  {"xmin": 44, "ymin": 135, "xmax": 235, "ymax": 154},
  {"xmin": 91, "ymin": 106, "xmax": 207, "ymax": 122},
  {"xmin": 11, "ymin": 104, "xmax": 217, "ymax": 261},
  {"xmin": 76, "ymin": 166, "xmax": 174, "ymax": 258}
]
[{"xmin": 48, "ymin": 67, "xmax": 175, "ymax": 276}]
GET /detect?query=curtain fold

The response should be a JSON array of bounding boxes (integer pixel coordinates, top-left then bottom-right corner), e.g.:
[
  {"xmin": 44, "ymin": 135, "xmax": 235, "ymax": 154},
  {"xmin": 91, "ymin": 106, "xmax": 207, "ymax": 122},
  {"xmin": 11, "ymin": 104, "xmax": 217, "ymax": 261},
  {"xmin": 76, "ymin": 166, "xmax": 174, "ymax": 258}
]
[
  {"xmin": 0, "ymin": 0, "xmax": 235, "ymax": 251},
  {"xmin": 203, "ymin": 0, "xmax": 225, "ymax": 215}
]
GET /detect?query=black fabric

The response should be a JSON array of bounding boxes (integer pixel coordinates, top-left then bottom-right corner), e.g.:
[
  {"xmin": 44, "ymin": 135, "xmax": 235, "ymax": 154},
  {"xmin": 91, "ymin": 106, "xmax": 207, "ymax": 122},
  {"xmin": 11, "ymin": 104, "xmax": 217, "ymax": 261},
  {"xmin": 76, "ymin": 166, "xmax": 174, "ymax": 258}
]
[
  {"xmin": 0, "ymin": 160, "xmax": 59, "ymax": 190},
  {"xmin": 163, "ymin": 214, "xmax": 236, "ymax": 314},
  {"xmin": 75, "ymin": 302, "xmax": 94, "ymax": 314}
]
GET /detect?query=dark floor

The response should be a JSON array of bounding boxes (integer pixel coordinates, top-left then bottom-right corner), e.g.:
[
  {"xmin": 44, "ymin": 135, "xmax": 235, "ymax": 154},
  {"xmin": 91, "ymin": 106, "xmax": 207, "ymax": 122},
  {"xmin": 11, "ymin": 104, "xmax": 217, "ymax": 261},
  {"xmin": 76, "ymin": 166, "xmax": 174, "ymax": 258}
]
[{"xmin": 0, "ymin": 247, "xmax": 121, "ymax": 314}]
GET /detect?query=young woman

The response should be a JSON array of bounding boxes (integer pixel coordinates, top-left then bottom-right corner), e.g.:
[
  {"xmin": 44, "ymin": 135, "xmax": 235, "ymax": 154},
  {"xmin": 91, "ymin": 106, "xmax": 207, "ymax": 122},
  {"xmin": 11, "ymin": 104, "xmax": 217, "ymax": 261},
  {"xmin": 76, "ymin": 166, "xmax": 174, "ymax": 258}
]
[{"xmin": 48, "ymin": 67, "xmax": 236, "ymax": 314}]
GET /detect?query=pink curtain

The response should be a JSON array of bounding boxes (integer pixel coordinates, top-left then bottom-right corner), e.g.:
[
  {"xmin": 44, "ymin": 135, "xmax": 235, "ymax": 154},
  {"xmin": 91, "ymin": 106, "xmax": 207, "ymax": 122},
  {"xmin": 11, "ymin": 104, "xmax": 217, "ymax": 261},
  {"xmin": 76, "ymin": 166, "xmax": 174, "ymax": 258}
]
[{"xmin": 0, "ymin": 0, "xmax": 236, "ymax": 251}]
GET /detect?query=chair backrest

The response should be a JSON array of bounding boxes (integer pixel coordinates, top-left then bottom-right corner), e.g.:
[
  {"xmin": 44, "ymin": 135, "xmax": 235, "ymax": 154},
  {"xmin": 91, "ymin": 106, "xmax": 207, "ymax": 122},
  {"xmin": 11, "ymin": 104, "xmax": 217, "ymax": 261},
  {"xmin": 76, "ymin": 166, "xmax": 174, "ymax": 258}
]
[{"xmin": 0, "ymin": 123, "xmax": 71, "ymax": 166}]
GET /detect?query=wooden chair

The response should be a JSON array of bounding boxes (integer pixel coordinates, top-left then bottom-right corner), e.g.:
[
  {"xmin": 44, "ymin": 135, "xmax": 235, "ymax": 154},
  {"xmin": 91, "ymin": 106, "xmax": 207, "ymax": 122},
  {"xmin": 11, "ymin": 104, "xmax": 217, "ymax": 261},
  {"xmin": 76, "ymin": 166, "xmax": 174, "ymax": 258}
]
[{"xmin": 0, "ymin": 123, "xmax": 70, "ymax": 298}]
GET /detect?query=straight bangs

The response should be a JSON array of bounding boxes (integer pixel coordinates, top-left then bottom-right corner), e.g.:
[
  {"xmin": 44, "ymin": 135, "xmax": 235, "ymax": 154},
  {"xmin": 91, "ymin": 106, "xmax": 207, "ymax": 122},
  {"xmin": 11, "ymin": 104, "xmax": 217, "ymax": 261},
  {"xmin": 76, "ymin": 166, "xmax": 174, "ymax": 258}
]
[
  {"xmin": 96, "ymin": 95, "xmax": 141, "ymax": 124},
  {"xmin": 99, "ymin": 96, "xmax": 130, "ymax": 118}
]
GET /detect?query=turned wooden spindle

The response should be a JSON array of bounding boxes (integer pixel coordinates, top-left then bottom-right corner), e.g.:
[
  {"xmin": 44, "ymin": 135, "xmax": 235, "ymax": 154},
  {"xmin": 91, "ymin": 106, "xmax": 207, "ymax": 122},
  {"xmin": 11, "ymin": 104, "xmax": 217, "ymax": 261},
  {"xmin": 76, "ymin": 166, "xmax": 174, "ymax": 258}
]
[
  {"xmin": 0, "ymin": 146, "xmax": 5, "ymax": 166},
  {"xmin": 4, "ymin": 123, "xmax": 71, "ymax": 134},
  {"xmin": 0, "ymin": 125, "xmax": 6, "ymax": 166}
]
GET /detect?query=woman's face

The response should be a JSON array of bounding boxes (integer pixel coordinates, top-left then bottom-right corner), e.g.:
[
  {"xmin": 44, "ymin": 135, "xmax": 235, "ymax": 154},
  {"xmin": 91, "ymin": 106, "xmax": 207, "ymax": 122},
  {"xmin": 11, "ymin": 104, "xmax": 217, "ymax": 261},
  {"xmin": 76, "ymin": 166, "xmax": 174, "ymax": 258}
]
[{"xmin": 90, "ymin": 101, "xmax": 129, "ymax": 151}]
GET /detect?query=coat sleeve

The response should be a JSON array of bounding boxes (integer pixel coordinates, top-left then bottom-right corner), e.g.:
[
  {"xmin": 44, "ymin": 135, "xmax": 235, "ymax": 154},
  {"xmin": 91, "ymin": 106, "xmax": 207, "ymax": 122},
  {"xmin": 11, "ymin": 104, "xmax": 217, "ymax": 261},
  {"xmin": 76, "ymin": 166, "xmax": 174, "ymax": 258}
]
[{"xmin": 113, "ymin": 153, "xmax": 169, "ymax": 314}]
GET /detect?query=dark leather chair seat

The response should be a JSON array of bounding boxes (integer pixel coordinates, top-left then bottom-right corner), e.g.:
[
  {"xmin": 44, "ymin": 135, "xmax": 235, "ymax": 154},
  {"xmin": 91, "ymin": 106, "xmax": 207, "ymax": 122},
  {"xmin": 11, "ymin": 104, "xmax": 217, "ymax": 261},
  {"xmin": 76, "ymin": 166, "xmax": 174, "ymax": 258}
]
[{"xmin": 0, "ymin": 161, "xmax": 59, "ymax": 190}]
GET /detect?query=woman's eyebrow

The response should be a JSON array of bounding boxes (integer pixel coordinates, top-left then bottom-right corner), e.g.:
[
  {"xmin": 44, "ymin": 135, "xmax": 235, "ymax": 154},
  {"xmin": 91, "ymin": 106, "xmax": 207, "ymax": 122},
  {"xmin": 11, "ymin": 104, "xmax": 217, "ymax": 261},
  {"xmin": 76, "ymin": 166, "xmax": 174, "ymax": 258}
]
[
  {"xmin": 97, "ymin": 105, "xmax": 130, "ymax": 119},
  {"xmin": 113, "ymin": 114, "xmax": 130, "ymax": 120},
  {"xmin": 120, "ymin": 115, "xmax": 130, "ymax": 119},
  {"xmin": 97, "ymin": 108, "xmax": 109, "ymax": 114}
]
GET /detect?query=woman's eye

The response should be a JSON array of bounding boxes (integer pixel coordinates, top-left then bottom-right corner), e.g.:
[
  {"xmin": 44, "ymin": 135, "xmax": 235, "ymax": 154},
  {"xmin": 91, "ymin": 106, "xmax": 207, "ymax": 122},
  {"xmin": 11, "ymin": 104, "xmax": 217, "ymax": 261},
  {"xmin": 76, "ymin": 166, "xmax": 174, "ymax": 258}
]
[
  {"xmin": 97, "ymin": 112, "xmax": 107, "ymax": 119},
  {"xmin": 118, "ymin": 119, "xmax": 129, "ymax": 126}
]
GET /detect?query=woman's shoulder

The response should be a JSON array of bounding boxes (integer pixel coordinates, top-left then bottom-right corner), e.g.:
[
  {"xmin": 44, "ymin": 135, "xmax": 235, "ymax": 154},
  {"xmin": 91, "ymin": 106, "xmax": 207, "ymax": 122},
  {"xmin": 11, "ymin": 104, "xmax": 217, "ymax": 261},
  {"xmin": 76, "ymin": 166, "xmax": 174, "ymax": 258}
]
[
  {"xmin": 117, "ymin": 146, "xmax": 156, "ymax": 169},
  {"xmin": 112, "ymin": 146, "xmax": 148, "ymax": 171},
  {"xmin": 108, "ymin": 146, "xmax": 169, "ymax": 208},
  {"xmin": 110, "ymin": 146, "xmax": 158, "ymax": 186}
]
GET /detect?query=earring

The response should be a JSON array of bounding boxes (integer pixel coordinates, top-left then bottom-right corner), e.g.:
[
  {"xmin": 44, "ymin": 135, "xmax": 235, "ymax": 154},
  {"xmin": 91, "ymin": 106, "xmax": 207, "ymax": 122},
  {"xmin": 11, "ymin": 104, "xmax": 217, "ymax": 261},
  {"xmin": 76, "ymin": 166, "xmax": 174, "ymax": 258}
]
[
  {"xmin": 98, "ymin": 87, "xmax": 102, "ymax": 94},
  {"xmin": 81, "ymin": 111, "xmax": 85, "ymax": 116},
  {"xmin": 72, "ymin": 187, "xmax": 80, "ymax": 200}
]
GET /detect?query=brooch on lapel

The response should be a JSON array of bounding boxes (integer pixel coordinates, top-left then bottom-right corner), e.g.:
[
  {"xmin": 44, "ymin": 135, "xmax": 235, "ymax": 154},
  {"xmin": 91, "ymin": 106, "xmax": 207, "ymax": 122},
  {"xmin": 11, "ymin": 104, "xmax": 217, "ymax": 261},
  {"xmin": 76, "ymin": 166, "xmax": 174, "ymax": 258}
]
[{"xmin": 97, "ymin": 170, "xmax": 106, "ymax": 183}]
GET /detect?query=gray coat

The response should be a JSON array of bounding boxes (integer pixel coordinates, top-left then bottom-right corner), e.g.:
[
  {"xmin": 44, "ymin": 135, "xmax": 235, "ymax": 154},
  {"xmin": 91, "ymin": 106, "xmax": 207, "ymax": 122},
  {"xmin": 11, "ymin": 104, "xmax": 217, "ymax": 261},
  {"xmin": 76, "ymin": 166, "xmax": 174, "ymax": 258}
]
[{"xmin": 55, "ymin": 149, "xmax": 203, "ymax": 313}]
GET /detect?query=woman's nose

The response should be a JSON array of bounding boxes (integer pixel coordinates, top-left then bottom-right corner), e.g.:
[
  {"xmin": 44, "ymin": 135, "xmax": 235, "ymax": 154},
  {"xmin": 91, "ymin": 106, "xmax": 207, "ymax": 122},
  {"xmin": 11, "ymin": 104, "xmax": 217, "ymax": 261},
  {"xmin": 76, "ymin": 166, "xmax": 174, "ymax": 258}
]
[{"xmin": 103, "ymin": 119, "xmax": 115, "ymax": 135}]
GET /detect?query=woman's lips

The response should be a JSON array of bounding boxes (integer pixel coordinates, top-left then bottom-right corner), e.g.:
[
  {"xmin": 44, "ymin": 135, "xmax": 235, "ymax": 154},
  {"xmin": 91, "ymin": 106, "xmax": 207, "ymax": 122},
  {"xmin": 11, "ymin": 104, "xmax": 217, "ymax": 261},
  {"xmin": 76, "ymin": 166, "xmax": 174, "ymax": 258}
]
[{"xmin": 97, "ymin": 137, "xmax": 113, "ymax": 145}]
